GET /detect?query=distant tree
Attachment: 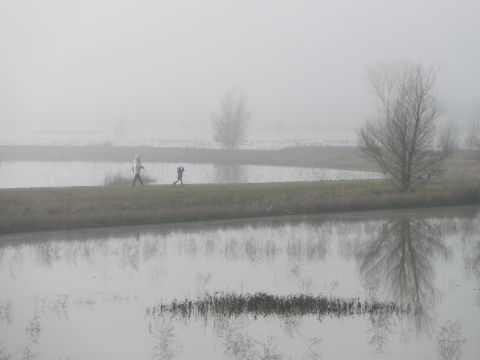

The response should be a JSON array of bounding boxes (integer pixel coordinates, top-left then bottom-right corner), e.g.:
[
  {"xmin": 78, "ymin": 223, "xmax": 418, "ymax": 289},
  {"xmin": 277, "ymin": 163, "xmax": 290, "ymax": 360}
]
[
  {"xmin": 437, "ymin": 119, "xmax": 458, "ymax": 154},
  {"xmin": 357, "ymin": 61, "xmax": 454, "ymax": 192},
  {"xmin": 464, "ymin": 106, "xmax": 480, "ymax": 150},
  {"xmin": 211, "ymin": 90, "xmax": 251, "ymax": 149}
]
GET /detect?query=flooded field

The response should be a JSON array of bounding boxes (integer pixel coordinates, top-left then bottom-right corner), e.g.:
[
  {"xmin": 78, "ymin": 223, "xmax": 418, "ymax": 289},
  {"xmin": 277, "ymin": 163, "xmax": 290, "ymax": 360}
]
[
  {"xmin": 0, "ymin": 161, "xmax": 382, "ymax": 188},
  {"xmin": 1, "ymin": 206, "xmax": 479, "ymax": 359}
]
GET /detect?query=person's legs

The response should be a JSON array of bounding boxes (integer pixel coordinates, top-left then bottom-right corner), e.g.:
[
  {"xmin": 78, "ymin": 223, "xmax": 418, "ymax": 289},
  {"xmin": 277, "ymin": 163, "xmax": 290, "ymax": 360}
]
[
  {"xmin": 133, "ymin": 173, "xmax": 143, "ymax": 186},
  {"xmin": 174, "ymin": 174, "xmax": 181, "ymax": 186},
  {"xmin": 180, "ymin": 177, "xmax": 183, "ymax": 186}
]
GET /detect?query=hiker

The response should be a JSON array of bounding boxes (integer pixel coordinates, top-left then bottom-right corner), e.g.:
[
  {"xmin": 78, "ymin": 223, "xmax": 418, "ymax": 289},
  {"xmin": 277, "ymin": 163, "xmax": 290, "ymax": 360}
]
[
  {"xmin": 132, "ymin": 154, "xmax": 144, "ymax": 186},
  {"xmin": 173, "ymin": 166, "xmax": 185, "ymax": 186}
]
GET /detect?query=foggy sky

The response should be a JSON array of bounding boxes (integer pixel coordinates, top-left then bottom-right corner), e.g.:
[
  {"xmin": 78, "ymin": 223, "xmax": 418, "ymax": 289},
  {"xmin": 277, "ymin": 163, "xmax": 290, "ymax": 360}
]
[{"xmin": 1, "ymin": 1, "xmax": 479, "ymax": 136}]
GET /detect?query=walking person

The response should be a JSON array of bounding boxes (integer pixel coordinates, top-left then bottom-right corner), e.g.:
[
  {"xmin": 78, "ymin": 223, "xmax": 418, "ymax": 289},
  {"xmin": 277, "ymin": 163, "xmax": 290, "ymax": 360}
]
[
  {"xmin": 173, "ymin": 166, "xmax": 185, "ymax": 186},
  {"xmin": 132, "ymin": 154, "xmax": 144, "ymax": 186}
]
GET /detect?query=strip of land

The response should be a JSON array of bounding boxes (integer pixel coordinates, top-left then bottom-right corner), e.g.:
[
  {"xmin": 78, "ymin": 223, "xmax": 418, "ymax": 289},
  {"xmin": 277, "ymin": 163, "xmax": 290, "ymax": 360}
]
[
  {"xmin": 1, "ymin": 145, "xmax": 480, "ymax": 235},
  {"xmin": 1, "ymin": 145, "xmax": 480, "ymax": 177},
  {"xmin": 0, "ymin": 145, "xmax": 375, "ymax": 171},
  {"xmin": 2, "ymin": 179, "xmax": 480, "ymax": 235}
]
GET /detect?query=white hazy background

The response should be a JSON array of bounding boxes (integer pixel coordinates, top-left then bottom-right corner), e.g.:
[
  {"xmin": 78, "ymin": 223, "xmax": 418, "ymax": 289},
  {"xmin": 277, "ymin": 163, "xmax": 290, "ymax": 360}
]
[{"xmin": 1, "ymin": 1, "xmax": 479, "ymax": 138}]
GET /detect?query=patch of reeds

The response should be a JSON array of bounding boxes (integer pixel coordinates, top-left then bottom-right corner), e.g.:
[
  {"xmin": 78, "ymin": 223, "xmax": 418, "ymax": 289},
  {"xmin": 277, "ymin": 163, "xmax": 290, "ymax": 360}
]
[
  {"xmin": 145, "ymin": 292, "xmax": 407, "ymax": 322},
  {"xmin": 1, "ymin": 180, "xmax": 480, "ymax": 234},
  {"xmin": 103, "ymin": 171, "xmax": 156, "ymax": 186}
]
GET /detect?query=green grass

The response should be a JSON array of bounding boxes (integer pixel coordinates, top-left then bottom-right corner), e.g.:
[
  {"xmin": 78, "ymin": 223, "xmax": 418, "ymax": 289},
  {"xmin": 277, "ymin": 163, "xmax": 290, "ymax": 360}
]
[{"xmin": 2, "ymin": 179, "xmax": 480, "ymax": 235}]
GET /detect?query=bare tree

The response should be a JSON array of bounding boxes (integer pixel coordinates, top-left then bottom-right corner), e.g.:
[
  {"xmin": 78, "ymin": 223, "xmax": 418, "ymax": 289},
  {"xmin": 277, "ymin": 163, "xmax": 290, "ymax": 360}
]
[
  {"xmin": 437, "ymin": 119, "xmax": 458, "ymax": 154},
  {"xmin": 357, "ymin": 61, "xmax": 453, "ymax": 192},
  {"xmin": 464, "ymin": 105, "xmax": 480, "ymax": 150},
  {"xmin": 211, "ymin": 90, "xmax": 251, "ymax": 149}
]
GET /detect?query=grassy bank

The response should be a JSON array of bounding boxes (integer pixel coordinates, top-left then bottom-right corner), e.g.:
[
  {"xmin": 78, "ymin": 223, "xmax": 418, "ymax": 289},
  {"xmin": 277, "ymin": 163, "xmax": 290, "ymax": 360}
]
[{"xmin": 2, "ymin": 179, "xmax": 480, "ymax": 235}]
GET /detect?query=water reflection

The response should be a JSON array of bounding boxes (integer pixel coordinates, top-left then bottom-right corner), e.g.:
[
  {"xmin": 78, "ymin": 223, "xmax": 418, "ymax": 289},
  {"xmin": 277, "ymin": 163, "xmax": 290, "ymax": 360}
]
[
  {"xmin": 366, "ymin": 311, "xmax": 395, "ymax": 353},
  {"xmin": 0, "ymin": 224, "xmax": 335, "ymax": 284},
  {"xmin": 213, "ymin": 164, "xmax": 249, "ymax": 184},
  {"xmin": 435, "ymin": 320, "xmax": 466, "ymax": 360},
  {"xmin": 212, "ymin": 317, "xmax": 298, "ymax": 360},
  {"xmin": 119, "ymin": 238, "xmax": 141, "ymax": 271},
  {"xmin": 0, "ymin": 300, "xmax": 13, "ymax": 325},
  {"xmin": 1, "ymin": 207, "xmax": 480, "ymax": 359},
  {"xmin": 25, "ymin": 316, "xmax": 41, "ymax": 344},
  {"xmin": 461, "ymin": 229, "xmax": 480, "ymax": 307},
  {"xmin": 0, "ymin": 161, "xmax": 382, "ymax": 188},
  {"xmin": 357, "ymin": 216, "xmax": 451, "ymax": 340},
  {"xmin": 4, "ymin": 345, "xmax": 40, "ymax": 360},
  {"xmin": 34, "ymin": 295, "xmax": 69, "ymax": 321},
  {"xmin": 150, "ymin": 315, "xmax": 183, "ymax": 360}
]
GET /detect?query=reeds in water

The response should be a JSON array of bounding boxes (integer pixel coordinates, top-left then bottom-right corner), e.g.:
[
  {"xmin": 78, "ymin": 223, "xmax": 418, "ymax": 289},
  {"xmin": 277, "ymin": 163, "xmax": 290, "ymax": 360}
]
[
  {"xmin": 103, "ymin": 171, "xmax": 156, "ymax": 186},
  {"xmin": 146, "ymin": 292, "xmax": 407, "ymax": 322}
]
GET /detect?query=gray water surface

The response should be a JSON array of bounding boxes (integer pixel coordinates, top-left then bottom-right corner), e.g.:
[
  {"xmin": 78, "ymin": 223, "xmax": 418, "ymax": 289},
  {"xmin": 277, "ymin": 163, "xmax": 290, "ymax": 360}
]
[
  {"xmin": 1, "ymin": 206, "xmax": 479, "ymax": 359},
  {"xmin": 0, "ymin": 161, "xmax": 382, "ymax": 188}
]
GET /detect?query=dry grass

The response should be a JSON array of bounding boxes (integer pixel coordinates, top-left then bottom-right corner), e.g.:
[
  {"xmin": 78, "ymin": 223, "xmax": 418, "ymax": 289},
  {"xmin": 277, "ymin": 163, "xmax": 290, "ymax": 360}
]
[
  {"xmin": 103, "ymin": 171, "xmax": 156, "ymax": 186},
  {"xmin": 1, "ymin": 179, "xmax": 480, "ymax": 235}
]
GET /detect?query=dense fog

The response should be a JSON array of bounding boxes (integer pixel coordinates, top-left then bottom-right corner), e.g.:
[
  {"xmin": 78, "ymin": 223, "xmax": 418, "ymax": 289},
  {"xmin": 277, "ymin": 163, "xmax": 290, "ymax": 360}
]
[{"xmin": 1, "ymin": 1, "xmax": 479, "ymax": 138}]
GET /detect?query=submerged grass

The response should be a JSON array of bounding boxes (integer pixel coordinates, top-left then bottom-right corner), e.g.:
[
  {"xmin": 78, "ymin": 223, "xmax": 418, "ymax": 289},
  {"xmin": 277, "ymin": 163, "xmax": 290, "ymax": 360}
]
[
  {"xmin": 1, "ymin": 179, "xmax": 480, "ymax": 234},
  {"xmin": 146, "ymin": 292, "xmax": 407, "ymax": 321}
]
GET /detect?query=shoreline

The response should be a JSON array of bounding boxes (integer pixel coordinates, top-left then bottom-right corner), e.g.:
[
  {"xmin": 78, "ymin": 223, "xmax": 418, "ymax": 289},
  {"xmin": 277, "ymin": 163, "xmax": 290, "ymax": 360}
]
[
  {"xmin": 1, "ymin": 145, "xmax": 479, "ymax": 178},
  {"xmin": 0, "ymin": 145, "xmax": 377, "ymax": 171}
]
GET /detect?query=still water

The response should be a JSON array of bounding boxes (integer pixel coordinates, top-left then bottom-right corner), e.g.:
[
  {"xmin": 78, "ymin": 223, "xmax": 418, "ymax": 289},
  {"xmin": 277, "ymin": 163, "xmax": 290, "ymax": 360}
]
[
  {"xmin": 1, "ymin": 206, "xmax": 479, "ymax": 359},
  {"xmin": 0, "ymin": 161, "xmax": 382, "ymax": 188}
]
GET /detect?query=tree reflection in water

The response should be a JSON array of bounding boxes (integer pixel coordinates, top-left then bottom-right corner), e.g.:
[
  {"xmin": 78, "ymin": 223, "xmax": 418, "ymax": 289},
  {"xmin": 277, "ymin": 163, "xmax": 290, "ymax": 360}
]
[
  {"xmin": 212, "ymin": 164, "xmax": 250, "ymax": 184},
  {"xmin": 461, "ymin": 231, "xmax": 480, "ymax": 307},
  {"xmin": 150, "ymin": 315, "xmax": 183, "ymax": 360},
  {"xmin": 1, "ymin": 207, "xmax": 480, "ymax": 358},
  {"xmin": 435, "ymin": 320, "xmax": 466, "ymax": 360},
  {"xmin": 0, "ymin": 300, "xmax": 13, "ymax": 326},
  {"xmin": 357, "ymin": 215, "xmax": 451, "ymax": 343}
]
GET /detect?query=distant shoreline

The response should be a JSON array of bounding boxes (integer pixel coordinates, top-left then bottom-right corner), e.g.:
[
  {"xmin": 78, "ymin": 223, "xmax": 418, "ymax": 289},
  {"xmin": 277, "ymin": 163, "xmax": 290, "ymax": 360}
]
[
  {"xmin": 1, "ymin": 144, "xmax": 480, "ymax": 179},
  {"xmin": 0, "ymin": 144, "xmax": 376, "ymax": 171}
]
